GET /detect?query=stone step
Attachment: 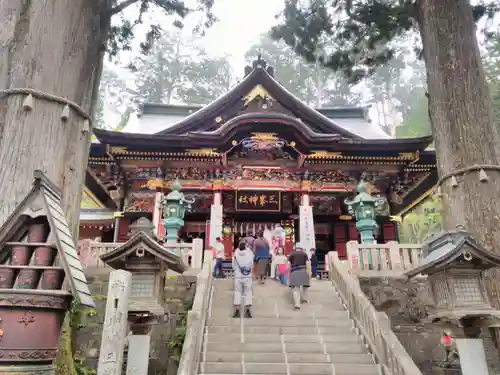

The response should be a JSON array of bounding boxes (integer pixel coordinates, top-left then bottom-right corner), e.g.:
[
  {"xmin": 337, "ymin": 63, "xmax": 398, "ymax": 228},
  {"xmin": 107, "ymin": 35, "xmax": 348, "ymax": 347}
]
[
  {"xmin": 207, "ymin": 317, "xmax": 352, "ymax": 328},
  {"xmin": 213, "ymin": 291, "xmax": 341, "ymax": 299},
  {"xmin": 199, "ymin": 362, "xmax": 380, "ymax": 375},
  {"xmin": 203, "ymin": 352, "xmax": 374, "ymax": 364},
  {"xmin": 206, "ymin": 325, "xmax": 358, "ymax": 335},
  {"xmin": 211, "ymin": 301, "xmax": 345, "ymax": 311},
  {"xmin": 209, "ymin": 307, "xmax": 345, "ymax": 318},
  {"xmin": 204, "ymin": 342, "xmax": 367, "ymax": 354},
  {"xmin": 205, "ymin": 333, "xmax": 361, "ymax": 344}
]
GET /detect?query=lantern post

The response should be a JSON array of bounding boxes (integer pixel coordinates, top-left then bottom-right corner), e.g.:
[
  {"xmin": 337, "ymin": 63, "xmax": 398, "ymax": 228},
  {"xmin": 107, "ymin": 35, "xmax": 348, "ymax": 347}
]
[
  {"xmin": 345, "ymin": 180, "xmax": 378, "ymax": 244},
  {"xmin": 161, "ymin": 179, "xmax": 194, "ymax": 244},
  {"xmin": 406, "ymin": 225, "xmax": 500, "ymax": 375}
]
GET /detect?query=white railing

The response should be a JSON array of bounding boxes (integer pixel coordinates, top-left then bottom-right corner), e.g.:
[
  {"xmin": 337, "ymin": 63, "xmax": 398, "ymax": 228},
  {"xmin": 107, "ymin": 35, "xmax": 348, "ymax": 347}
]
[
  {"xmin": 78, "ymin": 238, "xmax": 204, "ymax": 271},
  {"xmin": 328, "ymin": 252, "xmax": 423, "ymax": 375},
  {"xmin": 346, "ymin": 240, "xmax": 424, "ymax": 277},
  {"xmin": 177, "ymin": 256, "xmax": 213, "ymax": 375}
]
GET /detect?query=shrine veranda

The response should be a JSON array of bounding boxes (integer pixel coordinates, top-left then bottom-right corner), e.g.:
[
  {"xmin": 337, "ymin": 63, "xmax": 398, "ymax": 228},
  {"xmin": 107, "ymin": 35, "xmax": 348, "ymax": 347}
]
[{"xmin": 81, "ymin": 57, "xmax": 437, "ymax": 260}]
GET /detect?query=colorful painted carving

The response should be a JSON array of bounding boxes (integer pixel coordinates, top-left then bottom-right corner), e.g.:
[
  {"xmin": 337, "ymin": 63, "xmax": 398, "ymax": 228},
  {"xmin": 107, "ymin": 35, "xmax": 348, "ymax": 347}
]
[
  {"xmin": 124, "ymin": 193, "xmax": 155, "ymax": 212},
  {"xmin": 183, "ymin": 192, "xmax": 213, "ymax": 214}
]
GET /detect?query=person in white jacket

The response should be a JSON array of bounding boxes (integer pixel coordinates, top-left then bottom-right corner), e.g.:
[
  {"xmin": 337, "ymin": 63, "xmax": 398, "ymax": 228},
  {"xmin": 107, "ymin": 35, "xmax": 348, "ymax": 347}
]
[{"xmin": 232, "ymin": 242, "xmax": 254, "ymax": 318}]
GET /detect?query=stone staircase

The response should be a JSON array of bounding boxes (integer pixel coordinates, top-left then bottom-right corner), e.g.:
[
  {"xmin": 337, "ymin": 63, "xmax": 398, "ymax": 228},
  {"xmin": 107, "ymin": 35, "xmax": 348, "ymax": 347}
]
[{"xmin": 200, "ymin": 279, "xmax": 381, "ymax": 375}]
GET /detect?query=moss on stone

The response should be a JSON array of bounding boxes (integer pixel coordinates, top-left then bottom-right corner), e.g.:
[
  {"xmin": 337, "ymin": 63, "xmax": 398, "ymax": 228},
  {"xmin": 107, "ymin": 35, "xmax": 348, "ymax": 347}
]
[{"xmin": 54, "ymin": 313, "xmax": 76, "ymax": 375}]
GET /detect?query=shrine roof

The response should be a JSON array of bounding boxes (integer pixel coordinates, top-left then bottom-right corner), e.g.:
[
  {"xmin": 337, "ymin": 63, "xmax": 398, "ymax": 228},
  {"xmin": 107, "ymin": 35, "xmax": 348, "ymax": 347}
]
[
  {"xmin": 124, "ymin": 103, "xmax": 388, "ymax": 139},
  {"xmin": 95, "ymin": 57, "xmax": 431, "ymax": 150}
]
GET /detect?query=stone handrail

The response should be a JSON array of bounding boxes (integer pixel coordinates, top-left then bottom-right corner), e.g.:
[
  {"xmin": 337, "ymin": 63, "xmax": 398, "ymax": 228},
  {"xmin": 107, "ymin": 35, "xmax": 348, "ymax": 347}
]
[
  {"xmin": 346, "ymin": 240, "xmax": 424, "ymax": 276},
  {"xmin": 328, "ymin": 252, "xmax": 423, "ymax": 375},
  {"xmin": 177, "ymin": 255, "xmax": 213, "ymax": 375},
  {"xmin": 78, "ymin": 239, "xmax": 203, "ymax": 270}
]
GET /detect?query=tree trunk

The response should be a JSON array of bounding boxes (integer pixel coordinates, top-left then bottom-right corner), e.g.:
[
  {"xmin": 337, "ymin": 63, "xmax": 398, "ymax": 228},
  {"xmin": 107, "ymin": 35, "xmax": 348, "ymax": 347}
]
[
  {"xmin": 416, "ymin": 0, "xmax": 500, "ymax": 346},
  {"xmin": 0, "ymin": 1, "xmax": 110, "ymax": 237}
]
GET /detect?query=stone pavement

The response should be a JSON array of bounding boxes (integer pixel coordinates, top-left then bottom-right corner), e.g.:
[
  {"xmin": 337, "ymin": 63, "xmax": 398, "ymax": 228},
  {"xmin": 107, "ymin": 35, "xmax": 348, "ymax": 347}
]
[{"xmin": 199, "ymin": 279, "xmax": 382, "ymax": 375}]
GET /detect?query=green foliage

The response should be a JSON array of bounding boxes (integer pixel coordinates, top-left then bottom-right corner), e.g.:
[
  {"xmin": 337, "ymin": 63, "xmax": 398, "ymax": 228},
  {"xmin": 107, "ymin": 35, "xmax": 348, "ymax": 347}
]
[
  {"xmin": 396, "ymin": 94, "xmax": 431, "ymax": 137},
  {"xmin": 167, "ymin": 297, "xmax": 194, "ymax": 364},
  {"xmin": 245, "ymin": 35, "xmax": 361, "ymax": 107},
  {"xmin": 54, "ymin": 313, "xmax": 77, "ymax": 375},
  {"xmin": 134, "ymin": 31, "xmax": 232, "ymax": 104},
  {"xmin": 106, "ymin": 0, "xmax": 216, "ymax": 59},
  {"xmin": 399, "ymin": 196, "xmax": 443, "ymax": 244},
  {"xmin": 271, "ymin": 0, "xmax": 499, "ymax": 82}
]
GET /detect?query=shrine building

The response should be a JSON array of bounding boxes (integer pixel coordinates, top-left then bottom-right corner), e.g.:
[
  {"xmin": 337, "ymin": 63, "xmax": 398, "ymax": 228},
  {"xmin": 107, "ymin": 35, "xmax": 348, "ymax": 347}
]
[{"xmin": 82, "ymin": 57, "xmax": 437, "ymax": 260}]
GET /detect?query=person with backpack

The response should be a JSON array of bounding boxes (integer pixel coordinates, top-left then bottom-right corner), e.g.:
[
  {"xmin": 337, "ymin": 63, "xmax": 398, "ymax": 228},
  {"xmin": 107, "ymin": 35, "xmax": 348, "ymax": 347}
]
[
  {"xmin": 253, "ymin": 232, "xmax": 271, "ymax": 284},
  {"xmin": 232, "ymin": 242, "xmax": 254, "ymax": 318}
]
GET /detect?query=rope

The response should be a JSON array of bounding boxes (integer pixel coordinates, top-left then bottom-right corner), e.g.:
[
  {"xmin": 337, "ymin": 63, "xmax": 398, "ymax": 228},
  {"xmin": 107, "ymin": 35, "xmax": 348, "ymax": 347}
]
[
  {"xmin": 437, "ymin": 164, "xmax": 500, "ymax": 187},
  {"xmin": 0, "ymin": 88, "xmax": 91, "ymax": 122}
]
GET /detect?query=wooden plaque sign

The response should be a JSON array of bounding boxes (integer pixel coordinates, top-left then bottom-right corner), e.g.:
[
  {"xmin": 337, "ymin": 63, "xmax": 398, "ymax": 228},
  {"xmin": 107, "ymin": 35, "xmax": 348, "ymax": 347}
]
[{"xmin": 235, "ymin": 191, "xmax": 281, "ymax": 212}]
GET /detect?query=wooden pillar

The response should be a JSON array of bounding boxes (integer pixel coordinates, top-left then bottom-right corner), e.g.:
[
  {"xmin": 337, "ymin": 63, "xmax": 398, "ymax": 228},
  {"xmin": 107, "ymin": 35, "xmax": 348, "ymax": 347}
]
[
  {"xmin": 382, "ymin": 222, "xmax": 398, "ymax": 243},
  {"xmin": 333, "ymin": 222, "xmax": 348, "ymax": 259},
  {"xmin": 152, "ymin": 191, "xmax": 164, "ymax": 240},
  {"xmin": 348, "ymin": 222, "xmax": 359, "ymax": 242}
]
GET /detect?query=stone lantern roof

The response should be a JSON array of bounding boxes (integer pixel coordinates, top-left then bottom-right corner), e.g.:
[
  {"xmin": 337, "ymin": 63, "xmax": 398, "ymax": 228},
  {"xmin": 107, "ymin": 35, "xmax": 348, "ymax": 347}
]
[
  {"xmin": 406, "ymin": 226, "xmax": 500, "ymax": 278},
  {"xmin": 100, "ymin": 231, "xmax": 187, "ymax": 274}
]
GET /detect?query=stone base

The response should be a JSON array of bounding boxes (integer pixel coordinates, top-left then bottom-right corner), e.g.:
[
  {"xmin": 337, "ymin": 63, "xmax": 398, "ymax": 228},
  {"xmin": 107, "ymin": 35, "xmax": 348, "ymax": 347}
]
[{"xmin": 0, "ymin": 364, "xmax": 54, "ymax": 375}]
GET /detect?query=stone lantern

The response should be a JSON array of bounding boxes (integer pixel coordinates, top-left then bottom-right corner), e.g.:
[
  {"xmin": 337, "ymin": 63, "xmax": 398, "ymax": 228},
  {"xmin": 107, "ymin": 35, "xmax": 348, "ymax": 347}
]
[
  {"xmin": 161, "ymin": 179, "xmax": 195, "ymax": 243},
  {"xmin": 345, "ymin": 180, "xmax": 379, "ymax": 244},
  {"xmin": 100, "ymin": 217, "xmax": 187, "ymax": 375},
  {"xmin": 406, "ymin": 225, "xmax": 500, "ymax": 375}
]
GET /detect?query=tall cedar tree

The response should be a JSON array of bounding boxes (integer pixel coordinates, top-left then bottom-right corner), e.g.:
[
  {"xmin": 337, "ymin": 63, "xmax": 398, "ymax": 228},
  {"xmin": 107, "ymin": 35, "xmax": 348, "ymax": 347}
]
[
  {"xmin": 272, "ymin": 0, "xmax": 500, "ymax": 343},
  {"xmin": 0, "ymin": 1, "xmax": 214, "ymax": 235}
]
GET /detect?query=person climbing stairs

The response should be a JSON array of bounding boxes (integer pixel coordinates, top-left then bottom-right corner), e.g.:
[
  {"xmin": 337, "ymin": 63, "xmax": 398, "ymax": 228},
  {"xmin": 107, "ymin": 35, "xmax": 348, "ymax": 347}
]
[{"xmin": 199, "ymin": 279, "xmax": 382, "ymax": 375}]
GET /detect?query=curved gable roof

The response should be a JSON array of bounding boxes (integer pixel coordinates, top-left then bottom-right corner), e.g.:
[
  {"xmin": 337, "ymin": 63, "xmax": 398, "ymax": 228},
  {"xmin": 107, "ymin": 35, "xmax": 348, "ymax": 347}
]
[{"xmin": 153, "ymin": 63, "xmax": 381, "ymax": 139}]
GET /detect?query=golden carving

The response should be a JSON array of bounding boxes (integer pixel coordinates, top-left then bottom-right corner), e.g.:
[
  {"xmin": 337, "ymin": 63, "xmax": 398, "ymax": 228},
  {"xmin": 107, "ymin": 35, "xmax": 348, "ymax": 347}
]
[
  {"xmin": 110, "ymin": 146, "xmax": 128, "ymax": 154},
  {"xmin": 399, "ymin": 152, "xmax": 417, "ymax": 159},
  {"xmin": 301, "ymin": 180, "xmax": 312, "ymax": 191},
  {"xmin": 308, "ymin": 151, "xmax": 342, "ymax": 159},
  {"xmin": 338, "ymin": 215, "xmax": 353, "ymax": 221},
  {"xmin": 243, "ymin": 84, "xmax": 274, "ymax": 106},
  {"xmin": 185, "ymin": 148, "xmax": 219, "ymax": 156},
  {"xmin": 212, "ymin": 179, "xmax": 223, "ymax": 189},
  {"xmin": 250, "ymin": 133, "xmax": 279, "ymax": 141},
  {"xmin": 142, "ymin": 179, "xmax": 168, "ymax": 190}
]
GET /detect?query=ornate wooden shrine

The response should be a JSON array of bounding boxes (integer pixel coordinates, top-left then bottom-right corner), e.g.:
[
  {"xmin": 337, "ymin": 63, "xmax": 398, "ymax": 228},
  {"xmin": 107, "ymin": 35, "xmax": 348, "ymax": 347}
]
[{"xmin": 82, "ymin": 57, "xmax": 437, "ymax": 259}]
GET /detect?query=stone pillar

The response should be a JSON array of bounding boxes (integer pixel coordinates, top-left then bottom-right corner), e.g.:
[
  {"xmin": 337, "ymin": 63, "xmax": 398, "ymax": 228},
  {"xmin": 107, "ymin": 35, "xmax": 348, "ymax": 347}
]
[
  {"xmin": 455, "ymin": 326, "xmax": 489, "ymax": 375},
  {"xmin": 97, "ymin": 269, "xmax": 132, "ymax": 375},
  {"xmin": 191, "ymin": 238, "xmax": 204, "ymax": 269},
  {"xmin": 209, "ymin": 191, "xmax": 223, "ymax": 249},
  {"xmin": 299, "ymin": 192, "xmax": 315, "ymax": 258},
  {"xmin": 126, "ymin": 335, "xmax": 151, "ymax": 375},
  {"xmin": 125, "ymin": 316, "xmax": 155, "ymax": 375}
]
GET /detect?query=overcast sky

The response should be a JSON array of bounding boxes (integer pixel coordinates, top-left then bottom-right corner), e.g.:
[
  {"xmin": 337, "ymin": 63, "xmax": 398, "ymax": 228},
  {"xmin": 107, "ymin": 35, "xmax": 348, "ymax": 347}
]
[{"xmin": 201, "ymin": 0, "xmax": 285, "ymax": 72}]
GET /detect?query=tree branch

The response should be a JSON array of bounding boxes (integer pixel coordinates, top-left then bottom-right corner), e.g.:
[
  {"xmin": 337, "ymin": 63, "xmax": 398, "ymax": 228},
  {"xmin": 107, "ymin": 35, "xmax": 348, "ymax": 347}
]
[{"xmin": 109, "ymin": 0, "xmax": 139, "ymax": 16}]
